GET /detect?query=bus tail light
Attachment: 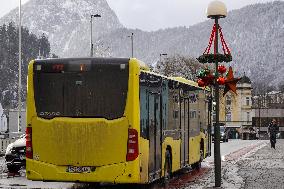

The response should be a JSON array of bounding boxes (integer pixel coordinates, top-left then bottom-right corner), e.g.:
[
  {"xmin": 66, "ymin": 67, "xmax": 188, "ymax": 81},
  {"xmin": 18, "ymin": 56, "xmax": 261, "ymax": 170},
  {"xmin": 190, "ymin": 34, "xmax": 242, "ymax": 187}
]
[
  {"xmin": 126, "ymin": 128, "xmax": 139, "ymax": 161},
  {"xmin": 26, "ymin": 127, "xmax": 33, "ymax": 159}
]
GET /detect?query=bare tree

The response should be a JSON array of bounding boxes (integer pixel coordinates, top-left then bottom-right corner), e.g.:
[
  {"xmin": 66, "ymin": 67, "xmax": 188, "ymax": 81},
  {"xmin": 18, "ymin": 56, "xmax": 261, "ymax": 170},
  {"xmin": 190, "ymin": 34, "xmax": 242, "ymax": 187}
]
[{"xmin": 155, "ymin": 54, "xmax": 205, "ymax": 80}]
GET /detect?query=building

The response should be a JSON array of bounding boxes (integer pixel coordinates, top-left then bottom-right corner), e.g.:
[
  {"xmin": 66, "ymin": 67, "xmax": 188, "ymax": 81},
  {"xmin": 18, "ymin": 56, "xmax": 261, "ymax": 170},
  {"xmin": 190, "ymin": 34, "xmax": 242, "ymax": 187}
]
[
  {"xmin": 0, "ymin": 108, "xmax": 25, "ymax": 155},
  {"xmin": 252, "ymin": 91, "xmax": 284, "ymax": 139},
  {"xmin": 213, "ymin": 74, "xmax": 253, "ymax": 139}
]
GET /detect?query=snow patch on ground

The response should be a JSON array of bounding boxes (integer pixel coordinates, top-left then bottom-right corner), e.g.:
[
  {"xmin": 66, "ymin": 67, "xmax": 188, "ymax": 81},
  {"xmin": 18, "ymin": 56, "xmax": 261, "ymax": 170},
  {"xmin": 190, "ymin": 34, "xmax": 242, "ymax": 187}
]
[{"xmin": 186, "ymin": 140, "xmax": 270, "ymax": 189}]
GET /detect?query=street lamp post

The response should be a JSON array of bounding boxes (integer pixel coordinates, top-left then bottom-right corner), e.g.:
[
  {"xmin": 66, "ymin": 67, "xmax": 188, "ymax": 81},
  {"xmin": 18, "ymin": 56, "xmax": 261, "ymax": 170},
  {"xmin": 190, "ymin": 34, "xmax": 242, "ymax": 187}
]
[
  {"xmin": 258, "ymin": 95, "xmax": 261, "ymax": 137},
  {"xmin": 159, "ymin": 53, "xmax": 168, "ymax": 63},
  {"xmin": 206, "ymin": 1, "xmax": 227, "ymax": 187},
  {"xmin": 17, "ymin": 0, "xmax": 22, "ymax": 133},
  {"xmin": 90, "ymin": 14, "xmax": 101, "ymax": 57},
  {"xmin": 128, "ymin": 33, "xmax": 134, "ymax": 57}
]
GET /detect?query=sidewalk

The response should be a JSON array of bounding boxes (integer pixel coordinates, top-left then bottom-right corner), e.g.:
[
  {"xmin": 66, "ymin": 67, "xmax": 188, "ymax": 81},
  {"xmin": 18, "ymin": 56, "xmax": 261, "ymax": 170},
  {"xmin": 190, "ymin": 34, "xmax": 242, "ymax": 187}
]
[
  {"xmin": 185, "ymin": 139, "xmax": 284, "ymax": 189},
  {"xmin": 237, "ymin": 139, "xmax": 284, "ymax": 189}
]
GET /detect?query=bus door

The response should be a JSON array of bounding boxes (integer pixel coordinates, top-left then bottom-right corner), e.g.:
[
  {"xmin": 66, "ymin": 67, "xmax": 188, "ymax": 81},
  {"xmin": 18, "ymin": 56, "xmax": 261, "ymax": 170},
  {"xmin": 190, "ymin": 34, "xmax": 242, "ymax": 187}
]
[
  {"xmin": 148, "ymin": 91, "xmax": 162, "ymax": 181},
  {"xmin": 182, "ymin": 98, "xmax": 189, "ymax": 166},
  {"xmin": 180, "ymin": 95, "xmax": 185, "ymax": 167}
]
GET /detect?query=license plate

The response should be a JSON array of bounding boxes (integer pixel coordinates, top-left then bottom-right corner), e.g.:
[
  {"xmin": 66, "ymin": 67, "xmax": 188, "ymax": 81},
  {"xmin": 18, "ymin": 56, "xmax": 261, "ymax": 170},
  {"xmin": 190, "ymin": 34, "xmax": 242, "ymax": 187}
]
[{"xmin": 66, "ymin": 166, "xmax": 91, "ymax": 173}]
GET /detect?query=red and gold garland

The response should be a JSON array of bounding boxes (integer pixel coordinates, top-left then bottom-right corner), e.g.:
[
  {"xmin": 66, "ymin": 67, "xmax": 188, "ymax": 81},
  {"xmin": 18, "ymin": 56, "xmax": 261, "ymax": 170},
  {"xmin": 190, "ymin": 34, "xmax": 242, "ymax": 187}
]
[{"xmin": 197, "ymin": 24, "xmax": 232, "ymax": 63}]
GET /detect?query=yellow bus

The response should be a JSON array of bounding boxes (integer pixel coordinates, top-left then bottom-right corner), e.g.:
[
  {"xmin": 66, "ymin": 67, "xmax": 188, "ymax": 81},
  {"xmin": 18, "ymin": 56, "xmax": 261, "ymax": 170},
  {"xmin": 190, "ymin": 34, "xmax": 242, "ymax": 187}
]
[{"xmin": 26, "ymin": 58, "xmax": 212, "ymax": 184}]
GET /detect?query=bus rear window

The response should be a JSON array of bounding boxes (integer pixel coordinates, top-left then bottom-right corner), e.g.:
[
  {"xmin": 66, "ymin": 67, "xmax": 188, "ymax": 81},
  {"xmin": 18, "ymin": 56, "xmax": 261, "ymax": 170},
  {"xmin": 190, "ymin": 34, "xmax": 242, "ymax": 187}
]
[{"xmin": 33, "ymin": 59, "xmax": 129, "ymax": 120}]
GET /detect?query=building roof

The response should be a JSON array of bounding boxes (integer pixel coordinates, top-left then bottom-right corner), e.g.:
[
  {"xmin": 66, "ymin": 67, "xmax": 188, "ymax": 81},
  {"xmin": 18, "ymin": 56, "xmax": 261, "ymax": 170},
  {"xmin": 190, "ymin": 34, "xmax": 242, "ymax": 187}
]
[{"xmin": 239, "ymin": 75, "xmax": 251, "ymax": 84}]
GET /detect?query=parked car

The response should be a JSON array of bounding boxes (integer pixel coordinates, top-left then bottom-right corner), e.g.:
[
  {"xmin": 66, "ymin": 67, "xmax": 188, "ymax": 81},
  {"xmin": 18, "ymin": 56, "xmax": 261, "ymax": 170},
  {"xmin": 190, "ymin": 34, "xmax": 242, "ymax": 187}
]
[
  {"xmin": 212, "ymin": 124, "xmax": 229, "ymax": 142},
  {"xmin": 5, "ymin": 135, "xmax": 26, "ymax": 173}
]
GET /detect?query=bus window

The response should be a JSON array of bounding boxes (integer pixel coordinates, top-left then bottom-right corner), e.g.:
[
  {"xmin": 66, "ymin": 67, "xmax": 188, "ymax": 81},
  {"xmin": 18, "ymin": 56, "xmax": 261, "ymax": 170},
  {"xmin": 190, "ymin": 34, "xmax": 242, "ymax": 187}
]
[{"xmin": 34, "ymin": 61, "xmax": 129, "ymax": 120}]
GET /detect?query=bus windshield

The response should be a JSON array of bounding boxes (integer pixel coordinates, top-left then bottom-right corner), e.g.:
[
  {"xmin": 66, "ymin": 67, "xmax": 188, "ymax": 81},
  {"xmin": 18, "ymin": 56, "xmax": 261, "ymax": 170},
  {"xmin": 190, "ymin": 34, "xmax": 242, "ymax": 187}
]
[{"xmin": 33, "ymin": 59, "xmax": 129, "ymax": 120}]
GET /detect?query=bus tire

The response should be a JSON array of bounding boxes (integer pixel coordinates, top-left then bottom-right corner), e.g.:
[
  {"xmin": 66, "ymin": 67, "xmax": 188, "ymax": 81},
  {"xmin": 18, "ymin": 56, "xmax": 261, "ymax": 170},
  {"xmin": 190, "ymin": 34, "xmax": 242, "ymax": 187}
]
[{"xmin": 164, "ymin": 149, "xmax": 172, "ymax": 182}]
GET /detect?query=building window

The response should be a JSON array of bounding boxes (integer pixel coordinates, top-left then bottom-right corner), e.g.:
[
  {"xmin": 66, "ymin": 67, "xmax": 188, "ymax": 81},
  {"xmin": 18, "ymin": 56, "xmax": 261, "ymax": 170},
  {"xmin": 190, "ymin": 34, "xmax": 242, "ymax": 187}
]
[
  {"xmin": 226, "ymin": 112, "xmax": 231, "ymax": 121},
  {"xmin": 246, "ymin": 97, "xmax": 250, "ymax": 106},
  {"xmin": 190, "ymin": 111, "xmax": 197, "ymax": 118},
  {"xmin": 173, "ymin": 110, "xmax": 179, "ymax": 119},
  {"xmin": 226, "ymin": 95, "xmax": 231, "ymax": 106},
  {"xmin": 247, "ymin": 112, "xmax": 250, "ymax": 122}
]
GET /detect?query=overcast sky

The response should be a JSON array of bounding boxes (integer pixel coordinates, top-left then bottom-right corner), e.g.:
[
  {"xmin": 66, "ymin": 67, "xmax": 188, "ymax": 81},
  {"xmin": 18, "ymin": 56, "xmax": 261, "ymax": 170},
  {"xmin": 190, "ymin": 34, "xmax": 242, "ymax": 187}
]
[{"xmin": 0, "ymin": 0, "xmax": 281, "ymax": 31}]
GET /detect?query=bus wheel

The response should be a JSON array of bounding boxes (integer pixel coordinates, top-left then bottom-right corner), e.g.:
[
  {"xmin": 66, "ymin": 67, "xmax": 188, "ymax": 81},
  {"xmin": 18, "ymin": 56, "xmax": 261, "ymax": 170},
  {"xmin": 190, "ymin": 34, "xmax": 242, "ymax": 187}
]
[{"xmin": 164, "ymin": 149, "xmax": 172, "ymax": 182}]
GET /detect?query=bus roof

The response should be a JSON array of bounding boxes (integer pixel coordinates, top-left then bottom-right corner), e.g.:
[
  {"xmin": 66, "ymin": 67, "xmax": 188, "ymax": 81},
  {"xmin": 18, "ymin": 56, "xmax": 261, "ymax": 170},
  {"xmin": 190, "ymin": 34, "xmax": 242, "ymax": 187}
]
[
  {"xmin": 34, "ymin": 57, "xmax": 130, "ymax": 64},
  {"xmin": 141, "ymin": 70, "xmax": 210, "ymax": 91},
  {"xmin": 33, "ymin": 57, "xmax": 209, "ymax": 91}
]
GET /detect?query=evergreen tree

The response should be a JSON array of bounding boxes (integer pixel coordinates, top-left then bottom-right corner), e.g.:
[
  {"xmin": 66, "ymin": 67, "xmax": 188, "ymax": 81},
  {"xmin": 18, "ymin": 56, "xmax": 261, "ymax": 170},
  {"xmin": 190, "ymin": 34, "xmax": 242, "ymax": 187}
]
[
  {"xmin": 38, "ymin": 33, "xmax": 50, "ymax": 58},
  {"xmin": 0, "ymin": 22, "xmax": 52, "ymax": 109}
]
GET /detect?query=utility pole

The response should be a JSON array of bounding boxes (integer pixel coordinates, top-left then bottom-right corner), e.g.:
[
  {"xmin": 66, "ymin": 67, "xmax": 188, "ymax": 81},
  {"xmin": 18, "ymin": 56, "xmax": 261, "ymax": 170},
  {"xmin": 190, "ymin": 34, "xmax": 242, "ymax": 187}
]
[
  {"xmin": 128, "ymin": 33, "xmax": 134, "ymax": 57},
  {"xmin": 17, "ymin": 0, "xmax": 22, "ymax": 133},
  {"xmin": 159, "ymin": 53, "xmax": 167, "ymax": 63},
  {"xmin": 258, "ymin": 95, "xmax": 261, "ymax": 136},
  {"xmin": 90, "ymin": 14, "xmax": 101, "ymax": 57}
]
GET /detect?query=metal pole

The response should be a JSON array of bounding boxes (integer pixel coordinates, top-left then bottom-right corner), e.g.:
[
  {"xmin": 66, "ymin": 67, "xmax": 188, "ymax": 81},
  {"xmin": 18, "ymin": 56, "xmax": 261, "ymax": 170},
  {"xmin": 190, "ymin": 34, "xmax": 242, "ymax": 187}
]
[
  {"xmin": 90, "ymin": 14, "xmax": 101, "ymax": 57},
  {"xmin": 131, "ymin": 33, "xmax": 134, "ymax": 58},
  {"xmin": 258, "ymin": 96, "xmax": 260, "ymax": 136},
  {"xmin": 208, "ymin": 94, "xmax": 212, "ymax": 156},
  {"xmin": 90, "ymin": 15, "xmax": 93, "ymax": 57},
  {"xmin": 214, "ymin": 17, "xmax": 221, "ymax": 187},
  {"xmin": 17, "ymin": 0, "xmax": 22, "ymax": 133}
]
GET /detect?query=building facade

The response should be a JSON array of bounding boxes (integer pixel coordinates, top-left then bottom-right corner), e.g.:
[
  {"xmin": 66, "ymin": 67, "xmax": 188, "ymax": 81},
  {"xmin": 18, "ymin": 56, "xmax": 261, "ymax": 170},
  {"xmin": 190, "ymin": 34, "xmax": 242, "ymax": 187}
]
[
  {"xmin": 252, "ymin": 91, "xmax": 284, "ymax": 139},
  {"xmin": 213, "ymin": 75, "xmax": 253, "ymax": 138}
]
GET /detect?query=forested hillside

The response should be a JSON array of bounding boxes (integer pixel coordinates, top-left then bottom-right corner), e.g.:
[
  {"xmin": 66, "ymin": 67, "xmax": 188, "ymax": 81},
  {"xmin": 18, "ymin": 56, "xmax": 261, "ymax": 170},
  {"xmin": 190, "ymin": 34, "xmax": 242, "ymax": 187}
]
[{"xmin": 0, "ymin": 22, "xmax": 51, "ymax": 109}]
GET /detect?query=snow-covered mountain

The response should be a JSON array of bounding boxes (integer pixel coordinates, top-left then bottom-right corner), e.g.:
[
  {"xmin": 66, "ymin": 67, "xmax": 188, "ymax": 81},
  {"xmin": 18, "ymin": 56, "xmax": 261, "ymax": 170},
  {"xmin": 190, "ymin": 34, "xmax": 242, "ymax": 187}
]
[
  {"xmin": 0, "ymin": 0, "xmax": 123, "ymax": 57},
  {"xmin": 0, "ymin": 0, "xmax": 283, "ymax": 89},
  {"xmin": 100, "ymin": 1, "xmax": 284, "ymax": 89}
]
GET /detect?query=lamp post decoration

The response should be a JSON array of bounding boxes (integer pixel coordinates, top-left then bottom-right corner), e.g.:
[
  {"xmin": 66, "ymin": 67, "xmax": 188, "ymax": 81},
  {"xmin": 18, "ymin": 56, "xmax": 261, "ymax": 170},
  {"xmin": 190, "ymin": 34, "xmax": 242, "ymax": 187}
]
[
  {"xmin": 196, "ymin": 1, "xmax": 241, "ymax": 95},
  {"xmin": 196, "ymin": 14, "xmax": 235, "ymax": 89},
  {"xmin": 197, "ymin": 23, "xmax": 232, "ymax": 63}
]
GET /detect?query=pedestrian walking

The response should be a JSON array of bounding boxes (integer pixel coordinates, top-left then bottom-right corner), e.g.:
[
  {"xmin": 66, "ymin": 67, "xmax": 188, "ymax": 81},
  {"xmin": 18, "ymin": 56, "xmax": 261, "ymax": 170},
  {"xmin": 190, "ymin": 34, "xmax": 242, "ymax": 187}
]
[
  {"xmin": 268, "ymin": 119, "xmax": 279, "ymax": 149},
  {"xmin": 256, "ymin": 128, "xmax": 260, "ymax": 140}
]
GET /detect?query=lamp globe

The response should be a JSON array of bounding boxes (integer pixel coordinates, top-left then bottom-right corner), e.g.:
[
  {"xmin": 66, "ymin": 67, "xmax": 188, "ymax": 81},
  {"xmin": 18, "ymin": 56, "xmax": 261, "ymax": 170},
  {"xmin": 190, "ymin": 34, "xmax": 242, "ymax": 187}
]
[{"xmin": 206, "ymin": 0, "xmax": 227, "ymax": 19}]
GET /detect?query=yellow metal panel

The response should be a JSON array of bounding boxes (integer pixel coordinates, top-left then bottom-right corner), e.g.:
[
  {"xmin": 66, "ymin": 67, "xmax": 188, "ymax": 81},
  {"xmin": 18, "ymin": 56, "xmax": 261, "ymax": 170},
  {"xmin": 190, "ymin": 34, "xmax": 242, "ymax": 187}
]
[
  {"xmin": 162, "ymin": 137, "xmax": 181, "ymax": 173},
  {"xmin": 139, "ymin": 137, "xmax": 149, "ymax": 183},
  {"xmin": 188, "ymin": 136, "xmax": 201, "ymax": 164},
  {"xmin": 32, "ymin": 117, "xmax": 128, "ymax": 166},
  {"xmin": 27, "ymin": 61, "xmax": 37, "ymax": 126},
  {"xmin": 125, "ymin": 59, "xmax": 140, "ymax": 131}
]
